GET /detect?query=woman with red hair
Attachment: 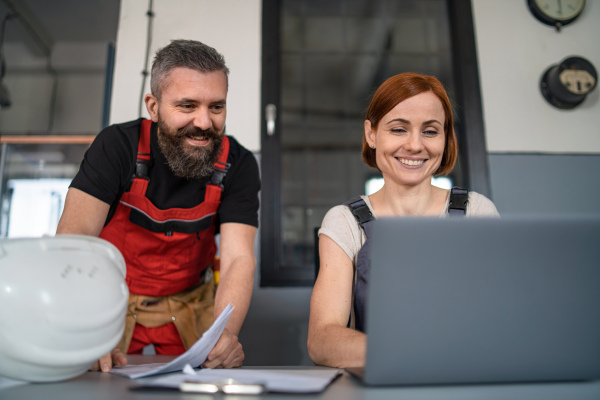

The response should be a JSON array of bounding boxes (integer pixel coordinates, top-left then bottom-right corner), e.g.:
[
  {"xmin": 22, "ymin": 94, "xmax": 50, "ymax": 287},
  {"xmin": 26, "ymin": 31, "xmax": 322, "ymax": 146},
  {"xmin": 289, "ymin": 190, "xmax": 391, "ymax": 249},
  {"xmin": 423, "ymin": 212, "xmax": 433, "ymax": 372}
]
[{"xmin": 308, "ymin": 72, "xmax": 499, "ymax": 368}]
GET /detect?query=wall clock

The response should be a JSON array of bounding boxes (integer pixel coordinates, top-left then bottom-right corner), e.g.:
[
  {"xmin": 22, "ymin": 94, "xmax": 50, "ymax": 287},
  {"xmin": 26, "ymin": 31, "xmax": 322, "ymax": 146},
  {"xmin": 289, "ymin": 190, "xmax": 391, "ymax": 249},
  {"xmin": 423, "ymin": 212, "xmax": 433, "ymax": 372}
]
[{"xmin": 527, "ymin": 0, "xmax": 586, "ymax": 31}]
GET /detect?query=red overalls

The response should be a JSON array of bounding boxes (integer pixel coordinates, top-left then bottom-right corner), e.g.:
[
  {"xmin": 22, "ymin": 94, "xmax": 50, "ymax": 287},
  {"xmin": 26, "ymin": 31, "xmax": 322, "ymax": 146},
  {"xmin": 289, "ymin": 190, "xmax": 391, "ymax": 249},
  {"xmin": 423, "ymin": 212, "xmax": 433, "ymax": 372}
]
[{"xmin": 99, "ymin": 119, "xmax": 230, "ymax": 354}]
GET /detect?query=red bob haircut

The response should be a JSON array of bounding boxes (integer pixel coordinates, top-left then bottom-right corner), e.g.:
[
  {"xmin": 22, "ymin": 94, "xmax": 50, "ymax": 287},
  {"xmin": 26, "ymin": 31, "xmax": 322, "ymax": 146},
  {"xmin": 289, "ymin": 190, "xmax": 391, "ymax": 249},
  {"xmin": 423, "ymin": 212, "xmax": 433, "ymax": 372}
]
[{"xmin": 362, "ymin": 72, "xmax": 458, "ymax": 176}]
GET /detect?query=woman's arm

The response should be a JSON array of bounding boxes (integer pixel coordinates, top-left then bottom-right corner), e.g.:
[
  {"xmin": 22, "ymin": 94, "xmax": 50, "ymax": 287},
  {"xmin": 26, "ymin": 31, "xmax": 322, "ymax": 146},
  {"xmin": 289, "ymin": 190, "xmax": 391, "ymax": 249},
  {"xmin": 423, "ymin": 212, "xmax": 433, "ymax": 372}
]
[{"xmin": 307, "ymin": 234, "xmax": 366, "ymax": 368}]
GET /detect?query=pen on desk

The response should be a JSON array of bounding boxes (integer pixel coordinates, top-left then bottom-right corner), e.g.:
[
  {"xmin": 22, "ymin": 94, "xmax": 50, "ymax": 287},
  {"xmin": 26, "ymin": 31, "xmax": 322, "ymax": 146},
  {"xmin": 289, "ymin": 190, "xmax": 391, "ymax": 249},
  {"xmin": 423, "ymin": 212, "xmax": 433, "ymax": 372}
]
[{"xmin": 180, "ymin": 379, "xmax": 265, "ymax": 395}]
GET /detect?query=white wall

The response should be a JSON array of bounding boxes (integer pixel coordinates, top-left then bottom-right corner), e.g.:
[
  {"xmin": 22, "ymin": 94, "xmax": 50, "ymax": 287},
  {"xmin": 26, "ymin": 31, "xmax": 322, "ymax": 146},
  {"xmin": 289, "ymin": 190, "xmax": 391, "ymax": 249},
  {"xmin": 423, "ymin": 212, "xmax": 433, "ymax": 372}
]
[
  {"xmin": 110, "ymin": 0, "xmax": 262, "ymax": 151},
  {"xmin": 472, "ymin": 0, "xmax": 600, "ymax": 154}
]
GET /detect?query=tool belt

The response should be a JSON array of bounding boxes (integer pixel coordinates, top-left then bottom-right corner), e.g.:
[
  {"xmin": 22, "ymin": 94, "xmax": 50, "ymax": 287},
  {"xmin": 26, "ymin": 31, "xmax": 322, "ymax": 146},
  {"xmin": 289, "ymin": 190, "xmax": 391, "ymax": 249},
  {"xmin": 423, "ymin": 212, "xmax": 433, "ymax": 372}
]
[{"xmin": 117, "ymin": 278, "xmax": 215, "ymax": 353}]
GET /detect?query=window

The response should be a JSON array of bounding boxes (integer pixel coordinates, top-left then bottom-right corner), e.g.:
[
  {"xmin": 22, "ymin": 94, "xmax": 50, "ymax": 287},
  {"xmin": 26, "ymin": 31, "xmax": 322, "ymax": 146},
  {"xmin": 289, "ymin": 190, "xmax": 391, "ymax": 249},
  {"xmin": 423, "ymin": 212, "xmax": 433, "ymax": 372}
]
[
  {"xmin": 0, "ymin": 137, "xmax": 93, "ymax": 238},
  {"xmin": 260, "ymin": 0, "xmax": 490, "ymax": 286}
]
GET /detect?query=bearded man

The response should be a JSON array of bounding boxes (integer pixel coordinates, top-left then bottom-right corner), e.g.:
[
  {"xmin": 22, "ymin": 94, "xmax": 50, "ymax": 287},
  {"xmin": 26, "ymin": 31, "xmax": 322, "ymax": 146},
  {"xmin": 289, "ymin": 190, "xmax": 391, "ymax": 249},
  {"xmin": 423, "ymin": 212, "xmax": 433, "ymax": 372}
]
[{"xmin": 56, "ymin": 40, "xmax": 260, "ymax": 371}]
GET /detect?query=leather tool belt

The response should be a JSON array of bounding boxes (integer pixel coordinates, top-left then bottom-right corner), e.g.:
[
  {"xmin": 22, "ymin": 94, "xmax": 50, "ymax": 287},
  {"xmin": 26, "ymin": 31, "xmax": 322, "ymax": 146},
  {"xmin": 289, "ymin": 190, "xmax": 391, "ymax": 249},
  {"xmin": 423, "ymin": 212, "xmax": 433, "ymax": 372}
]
[{"xmin": 117, "ymin": 278, "xmax": 215, "ymax": 353}]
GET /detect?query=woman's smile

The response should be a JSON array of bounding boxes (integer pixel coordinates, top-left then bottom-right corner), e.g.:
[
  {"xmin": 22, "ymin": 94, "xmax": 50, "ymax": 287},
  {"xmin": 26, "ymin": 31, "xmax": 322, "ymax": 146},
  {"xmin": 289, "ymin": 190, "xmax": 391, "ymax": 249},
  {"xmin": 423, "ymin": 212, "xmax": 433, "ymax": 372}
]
[{"xmin": 396, "ymin": 157, "xmax": 426, "ymax": 167}]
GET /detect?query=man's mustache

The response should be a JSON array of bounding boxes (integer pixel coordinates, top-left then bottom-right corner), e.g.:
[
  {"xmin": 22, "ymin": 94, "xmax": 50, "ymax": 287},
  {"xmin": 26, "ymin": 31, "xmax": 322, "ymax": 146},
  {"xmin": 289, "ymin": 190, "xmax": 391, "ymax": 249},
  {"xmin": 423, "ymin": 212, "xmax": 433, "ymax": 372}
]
[{"xmin": 175, "ymin": 125, "xmax": 220, "ymax": 140}]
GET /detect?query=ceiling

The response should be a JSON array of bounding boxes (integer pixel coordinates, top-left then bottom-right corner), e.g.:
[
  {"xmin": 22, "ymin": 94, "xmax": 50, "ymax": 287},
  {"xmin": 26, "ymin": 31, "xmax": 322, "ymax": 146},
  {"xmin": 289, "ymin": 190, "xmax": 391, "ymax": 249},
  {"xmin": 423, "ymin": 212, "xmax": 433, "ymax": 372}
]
[{"xmin": 1, "ymin": 0, "xmax": 120, "ymax": 57}]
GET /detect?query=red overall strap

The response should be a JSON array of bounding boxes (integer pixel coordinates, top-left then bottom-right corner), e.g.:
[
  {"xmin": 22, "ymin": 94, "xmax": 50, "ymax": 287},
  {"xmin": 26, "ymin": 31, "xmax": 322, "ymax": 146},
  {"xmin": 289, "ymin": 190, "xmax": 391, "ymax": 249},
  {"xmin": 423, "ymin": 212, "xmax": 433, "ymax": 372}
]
[
  {"xmin": 139, "ymin": 119, "xmax": 152, "ymax": 156},
  {"xmin": 204, "ymin": 135, "xmax": 230, "ymax": 203},
  {"xmin": 129, "ymin": 119, "xmax": 152, "ymax": 195}
]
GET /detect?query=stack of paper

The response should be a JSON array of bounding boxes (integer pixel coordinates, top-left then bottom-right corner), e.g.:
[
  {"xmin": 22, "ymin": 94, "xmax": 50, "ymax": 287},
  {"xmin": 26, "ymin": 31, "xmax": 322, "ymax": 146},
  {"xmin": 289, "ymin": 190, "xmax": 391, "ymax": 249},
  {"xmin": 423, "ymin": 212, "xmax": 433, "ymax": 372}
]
[{"xmin": 111, "ymin": 303, "xmax": 234, "ymax": 379}]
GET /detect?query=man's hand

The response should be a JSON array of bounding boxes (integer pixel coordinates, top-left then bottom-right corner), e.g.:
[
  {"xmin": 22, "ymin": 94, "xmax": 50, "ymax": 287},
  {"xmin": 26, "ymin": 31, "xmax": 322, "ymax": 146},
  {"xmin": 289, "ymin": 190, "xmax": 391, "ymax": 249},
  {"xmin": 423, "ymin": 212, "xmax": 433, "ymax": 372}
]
[
  {"xmin": 208, "ymin": 223, "xmax": 256, "ymax": 369},
  {"xmin": 202, "ymin": 328, "xmax": 244, "ymax": 368},
  {"xmin": 90, "ymin": 348, "xmax": 128, "ymax": 372}
]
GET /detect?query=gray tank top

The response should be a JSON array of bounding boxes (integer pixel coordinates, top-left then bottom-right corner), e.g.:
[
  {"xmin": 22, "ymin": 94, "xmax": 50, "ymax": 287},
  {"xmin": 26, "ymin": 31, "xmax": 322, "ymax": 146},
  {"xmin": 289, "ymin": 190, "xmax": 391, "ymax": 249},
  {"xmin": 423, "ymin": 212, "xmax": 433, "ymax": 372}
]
[{"xmin": 344, "ymin": 187, "xmax": 468, "ymax": 332}]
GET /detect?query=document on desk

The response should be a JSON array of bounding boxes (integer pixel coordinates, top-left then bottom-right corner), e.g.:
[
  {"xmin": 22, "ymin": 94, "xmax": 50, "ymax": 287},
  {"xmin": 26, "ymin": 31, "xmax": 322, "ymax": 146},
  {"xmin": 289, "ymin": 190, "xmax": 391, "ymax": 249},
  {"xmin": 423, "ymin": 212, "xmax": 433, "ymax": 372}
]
[
  {"xmin": 140, "ymin": 366, "xmax": 342, "ymax": 394},
  {"xmin": 110, "ymin": 303, "xmax": 234, "ymax": 379}
]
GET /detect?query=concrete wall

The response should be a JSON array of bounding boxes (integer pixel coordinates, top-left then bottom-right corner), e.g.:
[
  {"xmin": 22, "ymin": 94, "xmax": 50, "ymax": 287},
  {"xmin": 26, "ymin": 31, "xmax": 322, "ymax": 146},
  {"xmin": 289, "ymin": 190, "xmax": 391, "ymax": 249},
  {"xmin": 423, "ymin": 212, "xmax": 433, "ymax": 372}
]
[
  {"xmin": 488, "ymin": 153, "xmax": 600, "ymax": 216},
  {"xmin": 0, "ymin": 42, "xmax": 109, "ymax": 134}
]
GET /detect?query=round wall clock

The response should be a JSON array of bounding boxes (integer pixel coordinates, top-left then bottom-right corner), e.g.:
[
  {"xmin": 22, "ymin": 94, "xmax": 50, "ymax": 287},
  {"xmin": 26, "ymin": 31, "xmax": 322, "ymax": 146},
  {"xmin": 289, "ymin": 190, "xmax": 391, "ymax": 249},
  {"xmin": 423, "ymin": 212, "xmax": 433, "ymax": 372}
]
[{"xmin": 527, "ymin": 0, "xmax": 586, "ymax": 29}]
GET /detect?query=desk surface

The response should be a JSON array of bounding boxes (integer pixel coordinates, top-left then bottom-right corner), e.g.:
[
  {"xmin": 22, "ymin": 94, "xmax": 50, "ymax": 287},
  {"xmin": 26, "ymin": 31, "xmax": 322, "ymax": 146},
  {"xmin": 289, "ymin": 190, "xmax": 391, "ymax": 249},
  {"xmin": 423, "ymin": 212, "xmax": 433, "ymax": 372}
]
[{"xmin": 2, "ymin": 355, "xmax": 600, "ymax": 400}]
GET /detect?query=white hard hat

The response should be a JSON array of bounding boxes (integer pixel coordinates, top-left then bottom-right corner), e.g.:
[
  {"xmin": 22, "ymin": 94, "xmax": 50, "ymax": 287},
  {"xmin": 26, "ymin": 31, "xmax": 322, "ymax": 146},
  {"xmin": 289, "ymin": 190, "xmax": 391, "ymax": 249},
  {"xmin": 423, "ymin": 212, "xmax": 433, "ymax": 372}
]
[{"xmin": 0, "ymin": 235, "xmax": 129, "ymax": 382}]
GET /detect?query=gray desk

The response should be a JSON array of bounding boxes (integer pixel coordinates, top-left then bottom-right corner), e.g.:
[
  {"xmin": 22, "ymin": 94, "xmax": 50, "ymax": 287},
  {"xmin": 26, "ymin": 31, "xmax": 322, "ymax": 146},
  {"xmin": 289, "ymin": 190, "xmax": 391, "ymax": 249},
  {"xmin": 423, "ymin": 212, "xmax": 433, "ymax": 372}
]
[{"xmin": 2, "ymin": 355, "xmax": 600, "ymax": 400}]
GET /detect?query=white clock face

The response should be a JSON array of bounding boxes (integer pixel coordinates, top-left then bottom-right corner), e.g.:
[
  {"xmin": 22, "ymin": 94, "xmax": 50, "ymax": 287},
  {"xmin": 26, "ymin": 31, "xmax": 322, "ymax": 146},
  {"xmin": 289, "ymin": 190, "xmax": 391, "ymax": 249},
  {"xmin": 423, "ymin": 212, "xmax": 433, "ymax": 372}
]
[{"xmin": 534, "ymin": 0, "xmax": 585, "ymax": 21}]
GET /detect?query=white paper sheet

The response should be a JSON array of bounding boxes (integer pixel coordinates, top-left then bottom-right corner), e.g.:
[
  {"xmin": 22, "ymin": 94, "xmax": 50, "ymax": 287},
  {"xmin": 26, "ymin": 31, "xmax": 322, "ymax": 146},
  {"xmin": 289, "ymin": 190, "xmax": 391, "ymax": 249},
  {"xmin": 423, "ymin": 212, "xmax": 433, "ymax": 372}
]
[
  {"xmin": 140, "ymin": 367, "xmax": 342, "ymax": 393},
  {"xmin": 110, "ymin": 303, "xmax": 234, "ymax": 379}
]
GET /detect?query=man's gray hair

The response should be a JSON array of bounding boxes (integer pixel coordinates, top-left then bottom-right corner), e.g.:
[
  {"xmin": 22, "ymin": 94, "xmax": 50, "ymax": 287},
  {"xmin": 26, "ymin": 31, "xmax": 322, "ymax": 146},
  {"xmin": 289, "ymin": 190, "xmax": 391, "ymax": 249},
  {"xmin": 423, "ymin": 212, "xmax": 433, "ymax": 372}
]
[{"xmin": 151, "ymin": 39, "xmax": 229, "ymax": 99}]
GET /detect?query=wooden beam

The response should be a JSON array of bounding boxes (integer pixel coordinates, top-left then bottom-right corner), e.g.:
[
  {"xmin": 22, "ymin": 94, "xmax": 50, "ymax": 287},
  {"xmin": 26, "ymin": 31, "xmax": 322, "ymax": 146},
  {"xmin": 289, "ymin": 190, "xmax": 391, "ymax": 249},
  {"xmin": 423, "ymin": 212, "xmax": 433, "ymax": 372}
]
[{"xmin": 0, "ymin": 135, "xmax": 95, "ymax": 144}]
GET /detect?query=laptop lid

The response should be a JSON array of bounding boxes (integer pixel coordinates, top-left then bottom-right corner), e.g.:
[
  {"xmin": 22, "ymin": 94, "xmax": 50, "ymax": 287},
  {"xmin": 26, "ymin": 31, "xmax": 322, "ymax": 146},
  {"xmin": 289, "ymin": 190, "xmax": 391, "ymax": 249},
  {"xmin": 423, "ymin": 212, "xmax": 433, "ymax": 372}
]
[{"xmin": 363, "ymin": 216, "xmax": 600, "ymax": 386}]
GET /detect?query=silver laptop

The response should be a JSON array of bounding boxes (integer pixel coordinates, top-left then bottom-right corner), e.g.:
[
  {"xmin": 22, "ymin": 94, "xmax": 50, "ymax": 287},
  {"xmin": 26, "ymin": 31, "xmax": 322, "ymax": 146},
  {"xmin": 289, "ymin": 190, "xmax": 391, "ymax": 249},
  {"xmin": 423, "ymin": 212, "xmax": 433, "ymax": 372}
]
[{"xmin": 351, "ymin": 216, "xmax": 600, "ymax": 386}]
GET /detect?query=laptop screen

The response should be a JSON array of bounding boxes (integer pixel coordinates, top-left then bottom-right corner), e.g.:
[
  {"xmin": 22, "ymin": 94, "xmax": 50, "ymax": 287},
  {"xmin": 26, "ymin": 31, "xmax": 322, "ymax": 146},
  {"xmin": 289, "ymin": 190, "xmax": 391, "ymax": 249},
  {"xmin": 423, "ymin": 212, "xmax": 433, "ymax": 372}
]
[{"xmin": 363, "ymin": 216, "xmax": 600, "ymax": 385}]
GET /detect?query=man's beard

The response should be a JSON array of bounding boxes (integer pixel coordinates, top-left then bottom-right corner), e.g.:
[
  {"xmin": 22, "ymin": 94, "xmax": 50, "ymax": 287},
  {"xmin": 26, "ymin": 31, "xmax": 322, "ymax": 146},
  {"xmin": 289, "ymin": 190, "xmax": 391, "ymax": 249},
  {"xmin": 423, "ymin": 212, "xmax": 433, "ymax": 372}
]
[{"xmin": 157, "ymin": 119, "xmax": 223, "ymax": 180}]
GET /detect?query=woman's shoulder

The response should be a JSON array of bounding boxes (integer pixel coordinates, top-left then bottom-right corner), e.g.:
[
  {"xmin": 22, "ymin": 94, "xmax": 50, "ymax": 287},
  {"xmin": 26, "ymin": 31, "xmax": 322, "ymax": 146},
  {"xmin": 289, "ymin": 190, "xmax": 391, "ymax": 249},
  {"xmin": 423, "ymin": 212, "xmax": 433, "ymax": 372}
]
[
  {"xmin": 322, "ymin": 202, "xmax": 357, "ymax": 228},
  {"xmin": 319, "ymin": 198, "xmax": 369, "ymax": 262},
  {"xmin": 467, "ymin": 191, "xmax": 500, "ymax": 217}
]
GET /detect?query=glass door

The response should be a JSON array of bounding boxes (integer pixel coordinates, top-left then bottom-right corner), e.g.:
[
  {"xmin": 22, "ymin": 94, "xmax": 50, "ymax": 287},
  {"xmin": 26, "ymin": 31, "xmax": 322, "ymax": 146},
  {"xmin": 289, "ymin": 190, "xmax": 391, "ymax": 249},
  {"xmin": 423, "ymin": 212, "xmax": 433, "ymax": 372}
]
[{"xmin": 260, "ymin": 0, "xmax": 484, "ymax": 286}]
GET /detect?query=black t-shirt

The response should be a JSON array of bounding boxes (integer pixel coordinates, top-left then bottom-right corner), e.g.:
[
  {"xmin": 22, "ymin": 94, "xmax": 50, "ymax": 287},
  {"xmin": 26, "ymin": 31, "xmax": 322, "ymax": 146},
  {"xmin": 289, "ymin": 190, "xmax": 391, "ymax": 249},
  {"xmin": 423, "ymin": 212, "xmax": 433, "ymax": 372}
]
[{"xmin": 70, "ymin": 118, "xmax": 260, "ymax": 231}]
